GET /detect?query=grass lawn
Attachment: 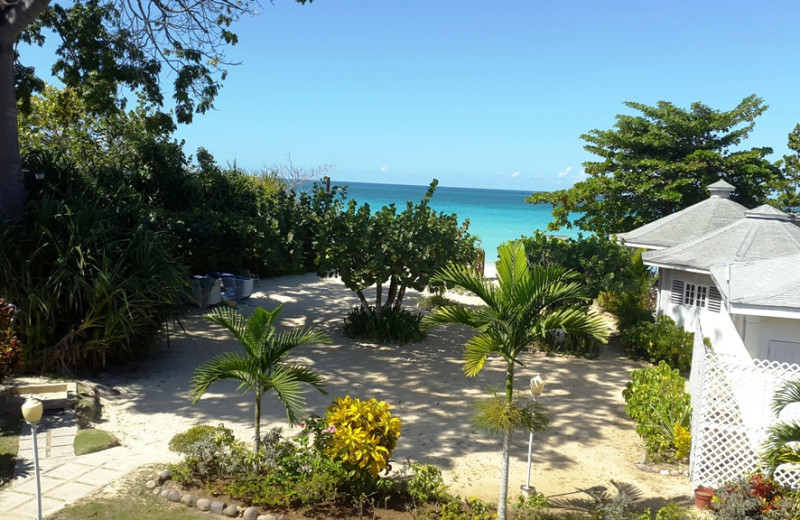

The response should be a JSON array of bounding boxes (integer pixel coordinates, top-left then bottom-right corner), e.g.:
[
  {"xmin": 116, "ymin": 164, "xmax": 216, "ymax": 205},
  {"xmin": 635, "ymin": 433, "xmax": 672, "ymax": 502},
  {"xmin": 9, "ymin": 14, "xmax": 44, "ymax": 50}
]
[
  {"xmin": 48, "ymin": 468, "xmax": 209, "ymax": 520},
  {"xmin": 0, "ymin": 404, "xmax": 22, "ymax": 490}
]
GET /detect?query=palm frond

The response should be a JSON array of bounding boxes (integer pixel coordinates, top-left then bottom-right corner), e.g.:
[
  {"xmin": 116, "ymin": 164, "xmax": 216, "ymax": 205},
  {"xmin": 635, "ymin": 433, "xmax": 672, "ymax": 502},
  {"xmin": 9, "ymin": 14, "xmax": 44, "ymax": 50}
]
[
  {"xmin": 268, "ymin": 365, "xmax": 327, "ymax": 425},
  {"xmin": 431, "ymin": 262, "xmax": 496, "ymax": 307},
  {"xmin": 495, "ymin": 242, "xmax": 530, "ymax": 302},
  {"xmin": 189, "ymin": 352, "xmax": 256, "ymax": 403},
  {"xmin": 424, "ymin": 304, "xmax": 485, "ymax": 329},
  {"xmin": 538, "ymin": 308, "xmax": 610, "ymax": 344},
  {"xmin": 203, "ymin": 307, "xmax": 250, "ymax": 352},
  {"xmin": 763, "ymin": 420, "xmax": 800, "ymax": 472},
  {"xmin": 244, "ymin": 306, "xmax": 279, "ymax": 350},
  {"xmin": 464, "ymin": 333, "xmax": 498, "ymax": 377},
  {"xmin": 773, "ymin": 380, "xmax": 800, "ymax": 415}
]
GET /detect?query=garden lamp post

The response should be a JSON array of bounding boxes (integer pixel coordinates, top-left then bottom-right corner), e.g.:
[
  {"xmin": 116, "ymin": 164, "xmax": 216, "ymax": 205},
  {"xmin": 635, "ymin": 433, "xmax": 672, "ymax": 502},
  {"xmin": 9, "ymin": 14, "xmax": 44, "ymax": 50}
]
[
  {"xmin": 521, "ymin": 374, "xmax": 545, "ymax": 494},
  {"xmin": 21, "ymin": 395, "xmax": 44, "ymax": 520}
]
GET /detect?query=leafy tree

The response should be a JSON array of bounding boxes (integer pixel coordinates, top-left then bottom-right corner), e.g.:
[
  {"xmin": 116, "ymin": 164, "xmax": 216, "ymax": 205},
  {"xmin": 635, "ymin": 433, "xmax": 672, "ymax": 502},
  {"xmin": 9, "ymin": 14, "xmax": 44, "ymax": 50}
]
[
  {"xmin": 190, "ymin": 305, "xmax": 330, "ymax": 452},
  {"xmin": 2, "ymin": 0, "xmax": 312, "ymax": 218},
  {"xmin": 316, "ymin": 180, "xmax": 478, "ymax": 310},
  {"xmin": 423, "ymin": 242, "xmax": 609, "ymax": 520},
  {"xmin": 528, "ymin": 96, "xmax": 782, "ymax": 235},
  {"xmin": 772, "ymin": 124, "xmax": 800, "ymax": 213}
]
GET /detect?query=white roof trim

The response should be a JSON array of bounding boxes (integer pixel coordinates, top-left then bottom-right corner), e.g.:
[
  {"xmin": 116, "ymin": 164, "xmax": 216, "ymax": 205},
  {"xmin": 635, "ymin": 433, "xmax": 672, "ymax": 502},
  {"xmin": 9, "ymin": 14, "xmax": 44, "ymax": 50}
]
[
  {"xmin": 641, "ymin": 261, "xmax": 710, "ymax": 275},
  {"xmin": 729, "ymin": 303, "xmax": 800, "ymax": 320}
]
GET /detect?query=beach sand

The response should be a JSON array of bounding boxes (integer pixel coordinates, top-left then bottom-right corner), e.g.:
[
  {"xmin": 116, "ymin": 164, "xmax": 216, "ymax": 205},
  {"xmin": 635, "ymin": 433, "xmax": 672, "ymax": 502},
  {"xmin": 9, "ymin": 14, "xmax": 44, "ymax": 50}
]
[{"xmin": 78, "ymin": 272, "xmax": 690, "ymax": 509}]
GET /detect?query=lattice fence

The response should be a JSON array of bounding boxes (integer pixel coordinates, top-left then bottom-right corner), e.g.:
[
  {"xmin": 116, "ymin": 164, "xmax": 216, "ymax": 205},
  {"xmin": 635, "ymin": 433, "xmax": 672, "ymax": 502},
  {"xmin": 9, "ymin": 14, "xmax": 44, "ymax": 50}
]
[{"xmin": 690, "ymin": 322, "xmax": 800, "ymax": 489}]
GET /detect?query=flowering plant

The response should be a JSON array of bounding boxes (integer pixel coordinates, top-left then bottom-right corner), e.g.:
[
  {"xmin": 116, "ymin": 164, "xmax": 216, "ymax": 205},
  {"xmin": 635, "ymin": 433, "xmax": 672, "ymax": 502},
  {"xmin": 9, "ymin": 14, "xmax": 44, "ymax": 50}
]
[{"xmin": 324, "ymin": 395, "xmax": 402, "ymax": 478}]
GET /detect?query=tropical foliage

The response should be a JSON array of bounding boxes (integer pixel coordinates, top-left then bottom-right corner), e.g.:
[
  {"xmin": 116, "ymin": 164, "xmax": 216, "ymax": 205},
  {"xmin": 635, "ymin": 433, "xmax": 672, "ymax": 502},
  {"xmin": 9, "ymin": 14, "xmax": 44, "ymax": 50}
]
[
  {"xmin": 620, "ymin": 315, "xmax": 695, "ymax": 373},
  {"xmin": 773, "ymin": 123, "xmax": 800, "ymax": 213},
  {"xmin": 0, "ymin": 299, "xmax": 21, "ymax": 382},
  {"xmin": 424, "ymin": 242, "xmax": 609, "ymax": 520},
  {"xmin": 622, "ymin": 361, "xmax": 691, "ymax": 461},
  {"xmin": 342, "ymin": 306, "xmax": 426, "ymax": 344},
  {"xmin": 528, "ymin": 96, "xmax": 782, "ymax": 235},
  {"xmin": 324, "ymin": 395, "xmax": 402, "ymax": 479},
  {"xmin": 316, "ymin": 180, "xmax": 478, "ymax": 311},
  {"xmin": 190, "ymin": 306, "xmax": 330, "ymax": 451},
  {"xmin": 763, "ymin": 380, "xmax": 800, "ymax": 473}
]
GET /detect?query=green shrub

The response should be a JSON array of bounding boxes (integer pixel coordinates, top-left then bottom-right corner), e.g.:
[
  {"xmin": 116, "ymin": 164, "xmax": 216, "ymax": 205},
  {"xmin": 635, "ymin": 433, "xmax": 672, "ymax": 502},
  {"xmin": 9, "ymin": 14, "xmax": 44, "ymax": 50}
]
[
  {"xmin": 512, "ymin": 491, "xmax": 551, "ymax": 518},
  {"xmin": 622, "ymin": 361, "xmax": 691, "ymax": 461},
  {"xmin": 620, "ymin": 315, "xmax": 694, "ymax": 372},
  {"xmin": 654, "ymin": 502, "xmax": 693, "ymax": 520},
  {"xmin": 0, "ymin": 299, "xmax": 22, "ymax": 382},
  {"xmin": 539, "ymin": 330, "xmax": 603, "ymax": 358},
  {"xmin": 519, "ymin": 232, "xmax": 646, "ymax": 299},
  {"xmin": 343, "ymin": 306, "xmax": 426, "ymax": 343},
  {"xmin": 407, "ymin": 463, "xmax": 449, "ymax": 505},
  {"xmin": 417, "ymin": 293, "xmax": 457, "ymax": 311}
]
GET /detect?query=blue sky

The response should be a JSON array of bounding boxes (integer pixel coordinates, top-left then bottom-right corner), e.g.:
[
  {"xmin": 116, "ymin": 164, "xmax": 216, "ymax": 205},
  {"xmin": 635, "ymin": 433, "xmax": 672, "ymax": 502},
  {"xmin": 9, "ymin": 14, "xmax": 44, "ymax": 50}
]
[{"xmin": 19, "ymin": 1, "xmax": 800, "ymax": 191}]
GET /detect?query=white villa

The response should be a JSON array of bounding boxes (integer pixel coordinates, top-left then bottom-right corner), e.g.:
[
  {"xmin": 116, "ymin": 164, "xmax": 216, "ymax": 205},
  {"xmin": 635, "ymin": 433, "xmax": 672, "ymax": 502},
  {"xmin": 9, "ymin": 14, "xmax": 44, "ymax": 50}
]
[
  {"xmin": 618, "ymin": 180, "xmax": 800, "ymax": 363},
  {"xmin": 618, "ymin": 179, "xmax": 800, "ymax": 489}
]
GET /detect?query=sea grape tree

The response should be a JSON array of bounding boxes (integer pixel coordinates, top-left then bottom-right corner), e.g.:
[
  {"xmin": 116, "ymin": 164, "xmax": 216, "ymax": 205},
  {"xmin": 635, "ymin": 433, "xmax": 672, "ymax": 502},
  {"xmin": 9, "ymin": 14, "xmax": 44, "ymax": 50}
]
[{"xmin": 316, "ymin": 180, "xmax": 478, "ymax": 310}]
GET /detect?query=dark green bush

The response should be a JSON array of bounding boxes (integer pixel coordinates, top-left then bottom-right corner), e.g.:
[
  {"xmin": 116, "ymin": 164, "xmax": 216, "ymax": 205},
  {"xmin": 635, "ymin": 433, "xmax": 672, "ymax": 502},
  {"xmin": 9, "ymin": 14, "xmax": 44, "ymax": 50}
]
[
  {"xmin": 622, "ymin": 361, "xmax": 691, "ymax": 461},
  {"xmin": 519, "ymin": 232, "xmax": 642, "ymax": 299},
  {"xmin": 539, "ymin": 330, "xmax": 603, "ymax": 358},
  {"xmin": 621, "ymin": 315, "xmax": 694, "ymax": 372},
  {"xmin": 343, "ymin": 306, "xmax": 426, "ymax": 343}
]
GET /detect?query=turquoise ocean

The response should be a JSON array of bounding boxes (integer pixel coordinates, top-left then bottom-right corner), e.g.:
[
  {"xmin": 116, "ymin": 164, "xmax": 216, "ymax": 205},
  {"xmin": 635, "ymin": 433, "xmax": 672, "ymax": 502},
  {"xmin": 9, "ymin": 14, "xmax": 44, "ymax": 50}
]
[{"xmin": 332, "ymin": 181, "xmax": 580, "ymax": 263}]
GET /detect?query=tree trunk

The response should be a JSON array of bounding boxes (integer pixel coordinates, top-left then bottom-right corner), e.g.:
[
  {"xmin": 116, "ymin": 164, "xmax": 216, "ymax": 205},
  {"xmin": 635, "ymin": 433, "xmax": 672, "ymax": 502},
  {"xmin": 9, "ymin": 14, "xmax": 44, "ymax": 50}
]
[
  {"xmin": 0, "ymin": 41, "xmax": 25, "ymax": 219},
  {"xmin": 394, "ymin": 285, "xmax": 406, "ymax": 310},
  {"xmin": 384, "ymin": 276, "xmax": 398, "ymax": 309},
  {"xmin": 1, "ymin": 0, "xmax": 52, "ymax": 219},
  {"xmin": 375, "ymin": 281, "xmax": 382, "ymax": 308},
  {"xmin": 253, "ymin": 391, "xmax": 261, "ymax": 453},
  {"xmin": 497, "ymin": 360, "xmax": 515, "ymax": 520},
  {"xmin": 356, "ymin": 289, "xmax": 369, "ymax": 309}
]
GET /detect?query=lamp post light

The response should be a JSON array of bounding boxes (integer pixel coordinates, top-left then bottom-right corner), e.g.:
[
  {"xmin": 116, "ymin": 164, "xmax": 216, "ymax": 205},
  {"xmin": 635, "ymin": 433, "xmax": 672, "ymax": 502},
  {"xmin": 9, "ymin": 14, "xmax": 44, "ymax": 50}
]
[
  {"xmin": 21, "ymin": 395, "xmax": 44, "ymax": 520},
  {"xmin": 521, "ymin": 374, "xmax": 545, "ymax": 495}
]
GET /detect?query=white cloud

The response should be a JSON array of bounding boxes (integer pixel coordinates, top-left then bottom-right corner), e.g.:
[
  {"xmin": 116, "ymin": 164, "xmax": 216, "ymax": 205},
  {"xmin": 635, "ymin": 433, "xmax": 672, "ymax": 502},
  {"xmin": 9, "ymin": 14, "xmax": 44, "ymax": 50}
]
[
  {"xmin": 380, "ymin": 166, "xmax": 389, "ymax": 173},
  {"xmin": 510, "ymin": 171, "xmax": 521, "ymax": 178},
  {"xmin": 557, "ymin": 166, "xmax": 572, "ymax": 178}
]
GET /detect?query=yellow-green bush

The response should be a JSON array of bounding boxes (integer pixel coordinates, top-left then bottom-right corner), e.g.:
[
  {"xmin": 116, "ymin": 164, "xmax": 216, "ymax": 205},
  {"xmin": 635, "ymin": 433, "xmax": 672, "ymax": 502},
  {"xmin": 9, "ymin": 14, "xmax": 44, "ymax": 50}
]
[{"xmin": 325, "ymin": 395, "xmax": 402, "ymax": 478}]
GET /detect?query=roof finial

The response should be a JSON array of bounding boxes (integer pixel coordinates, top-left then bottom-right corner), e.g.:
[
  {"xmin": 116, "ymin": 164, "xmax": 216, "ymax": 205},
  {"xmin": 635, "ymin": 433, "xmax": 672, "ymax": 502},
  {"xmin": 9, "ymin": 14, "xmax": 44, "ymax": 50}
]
[{"xmin": 708, "ymin": 179, "xmax": 735, "ymax": 199}]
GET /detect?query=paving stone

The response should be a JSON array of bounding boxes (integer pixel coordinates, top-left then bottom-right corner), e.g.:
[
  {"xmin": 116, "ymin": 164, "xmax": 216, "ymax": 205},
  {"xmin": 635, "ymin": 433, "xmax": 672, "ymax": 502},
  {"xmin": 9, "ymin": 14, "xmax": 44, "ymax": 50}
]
[
  {"xmin": 9, "ymin": 495, "xmax": 66, "ymax": 519},
  {"xmin": 12, "ymin": 475, "xmax": 68, "ymax": 494},
  {"xmin": 75, "ymin": 467, "xmax": 124, "ymax": 486},
  {"xmin": 47, "ymin": 481, "xmax": 97, "ymax": 502},
  {"xmin": 0, "ymin": 490, "xmax": 36, "ymax": 510},
  {"xmin": 44, "ymin": 462, "xmax": 94, "ymax": 480}
]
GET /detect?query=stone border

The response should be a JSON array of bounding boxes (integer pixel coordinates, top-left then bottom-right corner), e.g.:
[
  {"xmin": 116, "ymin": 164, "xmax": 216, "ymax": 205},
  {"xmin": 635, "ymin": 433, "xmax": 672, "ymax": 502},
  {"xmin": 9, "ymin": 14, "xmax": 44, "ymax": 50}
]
[{"xmin": 147, "ymin": 468, "xmax": 288, "ymax": 520}]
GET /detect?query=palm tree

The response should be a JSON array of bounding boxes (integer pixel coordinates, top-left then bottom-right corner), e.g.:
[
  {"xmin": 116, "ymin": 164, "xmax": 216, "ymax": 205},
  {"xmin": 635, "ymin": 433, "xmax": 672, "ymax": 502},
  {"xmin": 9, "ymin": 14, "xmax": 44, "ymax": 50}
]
[
  {"xmin": 424, "ymin": 242, "xmax": 610, "ymax": 520},
  {"xmin": 763, "ymin": 380, "xmax": 800, "ymax": 473},
  {"xmin": 189, "ymin": 305, "xmax": 331, "ymax": 452}
]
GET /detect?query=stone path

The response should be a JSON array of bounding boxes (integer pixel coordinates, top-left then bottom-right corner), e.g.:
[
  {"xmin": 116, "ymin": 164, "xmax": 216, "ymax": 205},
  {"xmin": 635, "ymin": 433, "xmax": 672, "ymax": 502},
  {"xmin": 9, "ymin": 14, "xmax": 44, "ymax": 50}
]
[{"xmin": 0, "ymin": 410, "xmax": 140, "ymax": 519}]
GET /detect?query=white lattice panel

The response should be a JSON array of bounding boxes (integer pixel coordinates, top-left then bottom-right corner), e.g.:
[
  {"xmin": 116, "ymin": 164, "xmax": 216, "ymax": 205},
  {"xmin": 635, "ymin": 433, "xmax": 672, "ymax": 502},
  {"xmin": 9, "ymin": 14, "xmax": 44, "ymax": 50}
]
[{"xmin": 690, "ymin": 321, "xmax": 800, "ymax": 489}]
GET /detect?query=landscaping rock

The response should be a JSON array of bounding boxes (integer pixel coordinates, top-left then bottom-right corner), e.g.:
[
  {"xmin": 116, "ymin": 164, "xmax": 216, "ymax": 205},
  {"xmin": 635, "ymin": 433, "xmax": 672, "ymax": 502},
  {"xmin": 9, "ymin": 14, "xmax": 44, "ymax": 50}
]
[
  {"xmin": 660, "ymin": 469, "xmax": 669, "ymax": 476},
  {"xmin": 160, "ymin": 469, "xmax": 172, "ymax": 481},
  {"xmin": 180, "ymin": 493, "xmax": 198, "ymax": 507},
  {"xmin": 257, "ymin": 515, "xmax": 277, "ymax": 520},
  {"xmin": 145, "ymin": 480, "xmax": 156, "ymax": 489},
  {"xmin": 277, "ymin": 515, "xmax": 287, "ymax": 520},
  {"xmin": 223, "ymin": 504, "xmax": 239, "ymax": 517},
  {"xmin": 168, "ymin": 489, "xmax": 181, "ymax": 502},
  {"xmin": 152, "ymin": 488, "xmax": 161, "ymax": 495},
  {"xmin": 159, "ymin": 489, "xmax": 170, "ymax": 498},
  {"xmin": 210, "ymin": 501, "xmax": 226, "ymax": 514},
  {"xmin": 243, "ymin": 506, "xmax": 260, "ymax": 520},
  {"xmin": 196, "ymin": 499, "xmax": 211, "ymax": 511}
]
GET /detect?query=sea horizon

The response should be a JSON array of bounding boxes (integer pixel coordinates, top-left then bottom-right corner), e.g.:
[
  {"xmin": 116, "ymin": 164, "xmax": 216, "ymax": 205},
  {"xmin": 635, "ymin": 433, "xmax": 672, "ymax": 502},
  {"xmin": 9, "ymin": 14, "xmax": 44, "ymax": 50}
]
[{"xmin": 328, "ymin": 179, "xmax": 580, "ymax": 264}]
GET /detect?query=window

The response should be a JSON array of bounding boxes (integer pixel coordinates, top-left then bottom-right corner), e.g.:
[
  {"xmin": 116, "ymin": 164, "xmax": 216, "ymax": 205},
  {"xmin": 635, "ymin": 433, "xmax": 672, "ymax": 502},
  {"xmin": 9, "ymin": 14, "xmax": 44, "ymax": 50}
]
[
  {"xmin": 684, "ymin": 283, "xmax": 707, "ymax": 307},
  {"xmin": 670, "ymin": 278, "xmax": 721, "ymax": 313}
]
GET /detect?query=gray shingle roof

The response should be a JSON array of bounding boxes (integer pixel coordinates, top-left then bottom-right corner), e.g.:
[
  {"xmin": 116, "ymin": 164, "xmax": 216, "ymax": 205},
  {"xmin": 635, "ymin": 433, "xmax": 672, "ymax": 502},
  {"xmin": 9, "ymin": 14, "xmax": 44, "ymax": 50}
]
[
  {"xmin": 710, "ymin": 254, "xmax": 800, "ymax": 310},
  {"xmin": 642, "ymin": 207, "xmax": 800, "ymax": 272},
  {"xmin": 617, "ymin": 196, "xmax": 747, "ymax": 249}
]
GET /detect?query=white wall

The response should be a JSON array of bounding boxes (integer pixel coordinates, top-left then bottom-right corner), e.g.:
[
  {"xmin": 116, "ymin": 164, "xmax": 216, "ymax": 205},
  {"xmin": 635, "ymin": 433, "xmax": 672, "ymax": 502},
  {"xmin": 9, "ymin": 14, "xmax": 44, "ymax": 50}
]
[
  {"xmin": 658, "ymin": 269, "xmax": 751, "ymax": 359},
  {"xmin": 743, "ymin": 316, "xmax": 800, "ymax": 362}
]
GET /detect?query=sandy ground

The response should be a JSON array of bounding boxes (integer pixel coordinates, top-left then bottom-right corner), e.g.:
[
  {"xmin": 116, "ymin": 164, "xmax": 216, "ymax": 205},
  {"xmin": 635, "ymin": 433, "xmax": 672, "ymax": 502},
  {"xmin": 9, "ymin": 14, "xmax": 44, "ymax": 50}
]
[{"xmin": 78, "ymin": 272, "xmax": 690, "ymax": 510}]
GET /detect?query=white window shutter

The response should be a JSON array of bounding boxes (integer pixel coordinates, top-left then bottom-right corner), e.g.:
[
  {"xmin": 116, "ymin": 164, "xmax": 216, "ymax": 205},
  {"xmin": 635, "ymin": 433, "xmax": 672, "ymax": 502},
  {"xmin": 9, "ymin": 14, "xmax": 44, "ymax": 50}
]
[
  {"xmin": 671, "ymin": 279, "xmax": 684, "ymax": 305},
  {"xmin": 708, "ymin": 286, "xmax": 722, "ymax": 313}
]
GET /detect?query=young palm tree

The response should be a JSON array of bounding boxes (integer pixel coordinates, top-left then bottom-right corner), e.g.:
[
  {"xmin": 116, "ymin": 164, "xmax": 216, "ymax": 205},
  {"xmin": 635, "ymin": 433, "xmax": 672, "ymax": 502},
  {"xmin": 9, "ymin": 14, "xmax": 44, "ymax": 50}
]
[
  {"xmin": 424, "ymin": 242, "xmax": 610, "ymax": 520},
  {"xmin": 763, "ymin": 380, "xmax": 800, "ymax": 473},
  {"xmin": 189, "ymin": 305, "xmax": 331, "ymax": 452}
]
